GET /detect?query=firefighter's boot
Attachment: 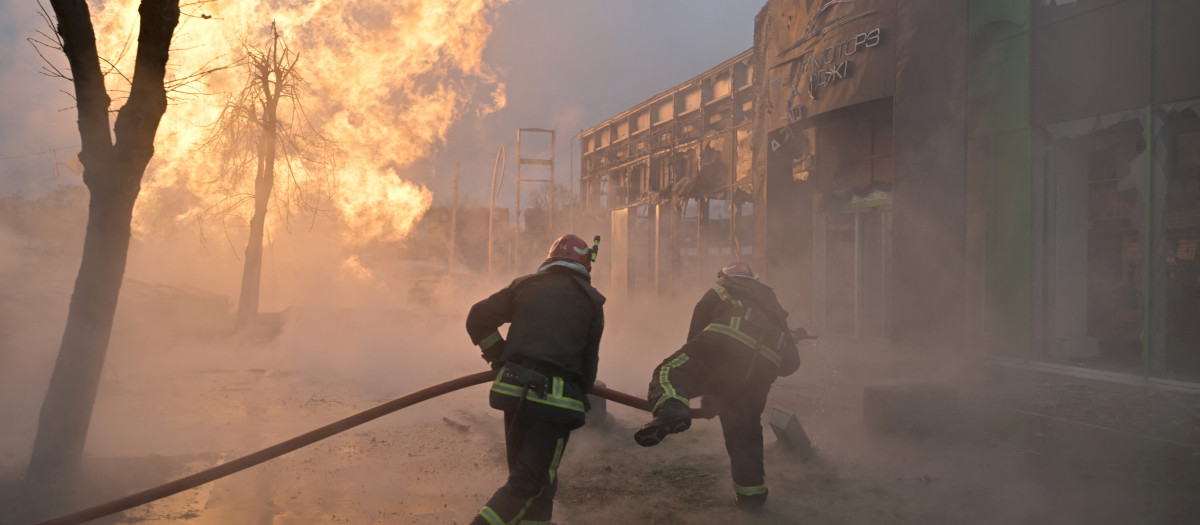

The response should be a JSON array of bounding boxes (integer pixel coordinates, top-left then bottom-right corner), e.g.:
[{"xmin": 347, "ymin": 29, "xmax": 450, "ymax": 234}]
[
  {"xmin": 735, "ymin": 490, "xmax": 768, "ymax": 513},
  {"xmin": 634, "ymin": 399, "xmax": 691, "ymax": 447}
]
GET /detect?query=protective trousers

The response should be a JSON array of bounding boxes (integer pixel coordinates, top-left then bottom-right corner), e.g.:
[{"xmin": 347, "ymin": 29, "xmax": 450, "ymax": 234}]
[
  {"xmin": 645, "ymin": 333, "xmax": 774, "ymax": 502},
  {"xmin": 471, "ymin": 409, "xmax": 571, "ymax": 525}
]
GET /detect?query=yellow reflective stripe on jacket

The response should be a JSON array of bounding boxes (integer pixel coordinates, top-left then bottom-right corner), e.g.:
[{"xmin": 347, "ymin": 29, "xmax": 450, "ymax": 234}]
[
  {"xmin": 712, "ymin": 284, "xmax": 744, "ymax": 306},
  {"xmin": 652, "ymin": 353, "xmax": 691, "ymax": 412},
  {"xmin": 704, "ymin": 320, "xmax": 783, "ymax": 367},
  {"xmin": 712, "ymin": 284, "xmax": 731, "ymax": 301},
  {"xmin": 491, "ymin": 368, "xmax": 586, "ymax": 413},
  {"xmin": 477, "ymin": 506, "xmax": 504, "ymax": 525},
  {"xmin": 479, "ymin": 330, "xmax": 503, "ymax": 350},
  {"xmin": 733, "ymin": 482, "xmax": 767, "ymax": 496}
]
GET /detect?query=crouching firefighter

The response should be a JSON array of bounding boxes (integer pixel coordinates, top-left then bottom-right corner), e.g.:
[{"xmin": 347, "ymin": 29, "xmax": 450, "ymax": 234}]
[
  {"xmin": 466, "ymin": 234, "xmax": 605, "ymax": 525},
  {"xmin": 635, "ymin": 261, "xmax": 803, "ymax": 512}
]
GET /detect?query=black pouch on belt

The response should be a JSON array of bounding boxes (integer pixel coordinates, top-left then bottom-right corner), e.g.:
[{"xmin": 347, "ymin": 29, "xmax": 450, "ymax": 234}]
[
  {"xmin": 491, "ymin": 361, "xmax": 588, "ymax": 429},
  {"xmin": 501, "ymin": 362, "xmax": 550, "ymax": 397}
]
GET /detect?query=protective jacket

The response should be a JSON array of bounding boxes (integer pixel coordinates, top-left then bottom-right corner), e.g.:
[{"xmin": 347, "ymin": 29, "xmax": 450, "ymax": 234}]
[
  {"xmin": 467, "ymin": 261, "xmax": 605, "ymax": 429},
  {"xmin": 689, "ymin": 276, "xmax": 800, "ymax": 377},
  {"xmin": 467, "ymin": 262, "xmax": 605, "ymax": 387}
]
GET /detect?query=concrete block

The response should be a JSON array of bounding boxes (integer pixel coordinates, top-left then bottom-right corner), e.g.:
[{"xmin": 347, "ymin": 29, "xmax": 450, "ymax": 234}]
[{"xmin": 769, "ymin": 407, "xmax": 813, "ymax": 455}]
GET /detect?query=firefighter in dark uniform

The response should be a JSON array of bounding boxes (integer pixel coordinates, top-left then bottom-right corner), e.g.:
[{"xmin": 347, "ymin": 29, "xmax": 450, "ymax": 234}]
[
  {"xmin": 634, "ymin": 261, "xmax": 801, "ymax": 512},
  {"xmin": 466, "ymin": 234, "xmax": 605, "ymax": 525}
]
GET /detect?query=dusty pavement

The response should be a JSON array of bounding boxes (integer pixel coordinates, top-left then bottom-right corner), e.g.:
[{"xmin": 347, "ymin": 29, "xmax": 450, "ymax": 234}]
[{"xmin": 3, "ymin": 289, "xmax": 1200, "ymax": 524}]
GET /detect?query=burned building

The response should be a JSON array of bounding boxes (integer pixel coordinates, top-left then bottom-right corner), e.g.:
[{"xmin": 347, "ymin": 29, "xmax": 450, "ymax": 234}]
[
  {"xmin": 579, "ymin": 50, "xmax": 757, "ymax": 301},
  {"xmin": 579, "ymin": 0, "xmax": 1200, "ymax": 382}
]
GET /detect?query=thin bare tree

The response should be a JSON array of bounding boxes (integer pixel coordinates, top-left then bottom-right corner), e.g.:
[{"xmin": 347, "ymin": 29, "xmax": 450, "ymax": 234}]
[
  {"xmin": 200, "ymin": 22, "xmax": 336, "ymax": 329},
  {"xmin": 22, "ymin": 0, "xmax": 181, "ymax": 516}
]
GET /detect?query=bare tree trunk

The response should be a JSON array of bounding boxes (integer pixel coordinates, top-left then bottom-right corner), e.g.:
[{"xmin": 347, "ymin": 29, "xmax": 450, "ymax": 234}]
[
  {"xmin": 235, "ymin": 151, "xmax": 273, "ymax": 328},
  {"xmin": 235, "ymin": 88, "xmax": 279, "ymax": 329},
  {"xmin": 23, "ymin": 0, "xmax": 180, "ymax": 516},
  {"xmin": 237, "ymin": 33, "xmax": 286, "ymax": 328}
]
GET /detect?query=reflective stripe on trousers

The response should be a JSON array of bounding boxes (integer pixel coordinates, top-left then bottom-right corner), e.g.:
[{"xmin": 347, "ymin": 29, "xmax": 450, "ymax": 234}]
[
  {"xmin": 652, "ymin": 353, "xmax": 691, "ymax": 412},
  {"xmin": 733, "ymin": 482, "xmax": 767, "ymax": 496},
  {"xmin": 475, "ymin": 437, "xmax": 565, "ymax": 525},
  {"xmin": 477, "ymin": 506, "xmax": 504, "ymax": 525}
]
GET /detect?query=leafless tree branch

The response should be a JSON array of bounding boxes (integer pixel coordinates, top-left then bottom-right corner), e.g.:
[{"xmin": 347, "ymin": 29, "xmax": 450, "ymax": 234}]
[{"xmin": 198, "ymin": 22, "xmax": 337, "ymax": 229}]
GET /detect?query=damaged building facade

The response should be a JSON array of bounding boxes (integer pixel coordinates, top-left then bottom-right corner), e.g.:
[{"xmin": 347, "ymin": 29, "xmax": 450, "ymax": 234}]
[
  {"xmin": 579, "ymin": 0, "xmax": 1200, "ymax": 383},
  {"xmin": 579, "ymin": 51, "xmax": 758, "ymax": 301}
]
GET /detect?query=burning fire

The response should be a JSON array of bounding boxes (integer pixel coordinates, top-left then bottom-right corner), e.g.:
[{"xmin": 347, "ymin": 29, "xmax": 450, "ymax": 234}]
[{"xmin": 86, "ymin": 0, "xmax": 507, "ymax": 244}]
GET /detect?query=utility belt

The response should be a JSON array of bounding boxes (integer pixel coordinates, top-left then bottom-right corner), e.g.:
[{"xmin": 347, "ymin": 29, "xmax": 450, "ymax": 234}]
[{"xmin": 490, "ymin": 358, "xmax": 588, "ymax": 428}]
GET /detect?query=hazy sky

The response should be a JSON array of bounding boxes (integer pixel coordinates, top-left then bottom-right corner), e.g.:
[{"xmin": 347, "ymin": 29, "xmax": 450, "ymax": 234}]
[
  {"xmin": 422, "ymin": 0, "xmax": 763, "ymax": 207},
  {"xmin": 0, "ymin": 1, "xmax": 763, "ymax": 206},
  {"xmin": 0, "ymin": 1, "xmax": 82, "ymax": 196}
]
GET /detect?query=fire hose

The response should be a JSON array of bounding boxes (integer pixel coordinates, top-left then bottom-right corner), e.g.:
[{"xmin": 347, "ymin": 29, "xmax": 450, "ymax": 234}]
[{"xmin": 30, "ymin": 370, "xmax": 713, "ymax": 525}]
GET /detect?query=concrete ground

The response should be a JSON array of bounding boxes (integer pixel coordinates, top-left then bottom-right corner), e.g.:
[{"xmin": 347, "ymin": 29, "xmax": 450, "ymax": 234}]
[{"xmin": 3, "ymin": 289, "xmax": 1199, "ymax": 524}]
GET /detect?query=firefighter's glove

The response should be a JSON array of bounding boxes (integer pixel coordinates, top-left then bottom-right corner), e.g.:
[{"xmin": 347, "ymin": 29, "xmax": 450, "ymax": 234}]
[
  {"xmin": 791, "ymin": 326, "xmax": 816, "ymax": 341},
  {"xmin": 779, "ymin": 328, "xmax": 805, "ymax": 378},
  {"xmin": 481, "ymin": 340, "xmax": 506, "ymax": 367}
]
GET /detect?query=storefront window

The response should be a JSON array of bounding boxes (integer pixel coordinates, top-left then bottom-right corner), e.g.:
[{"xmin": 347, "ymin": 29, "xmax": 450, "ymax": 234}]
[
  {"xmin": 1040, "ymin": 100, "xmax": 1200, "ymax": 381},
  {"xmin": 1043, "ymin": 113, "xmax": 1146, "ymax": 373},
  {"xmin": 1165, "ymin": 101, "xmax": 1200, "ymax": 380}
]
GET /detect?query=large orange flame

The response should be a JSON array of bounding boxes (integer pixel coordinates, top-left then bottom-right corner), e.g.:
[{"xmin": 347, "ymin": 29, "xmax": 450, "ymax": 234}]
[{"xmin": 89, "ymin": 0, "xmax": 507, "ymax": 245}]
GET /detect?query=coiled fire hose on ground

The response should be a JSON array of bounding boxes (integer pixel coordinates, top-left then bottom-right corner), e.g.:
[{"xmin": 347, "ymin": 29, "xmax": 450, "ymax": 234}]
[{"xmin": 30, "ymin": 370, "xmax": 714, "ymax": 525}]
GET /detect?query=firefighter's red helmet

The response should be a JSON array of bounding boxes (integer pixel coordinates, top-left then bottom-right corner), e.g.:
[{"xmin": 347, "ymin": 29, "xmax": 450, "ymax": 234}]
[
  {"xmin": 547, "ymin": 234, "xmax": 593, "ymax": 270},
  {"xmin": 718, "ymin": 261, "xmax": 757, "ymax": 280}
]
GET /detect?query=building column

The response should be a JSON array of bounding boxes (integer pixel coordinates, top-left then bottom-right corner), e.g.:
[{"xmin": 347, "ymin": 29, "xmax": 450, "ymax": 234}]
[{"xmin": 891, "ymin": 0, "xmax": 970, "ymax": 351}]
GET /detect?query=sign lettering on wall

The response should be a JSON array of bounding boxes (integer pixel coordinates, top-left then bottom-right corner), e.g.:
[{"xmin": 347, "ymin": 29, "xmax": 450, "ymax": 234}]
[
  {"xmin": 767, "ymin": 0, "xmax": 893, "ymax": 157},
  {"xmin": 802, "ymin": 27, "xmax": 882, "ymax": 100},
  {"xmin": 776, "ymin": 26, "xmax": 883, "ymax": 153}
]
